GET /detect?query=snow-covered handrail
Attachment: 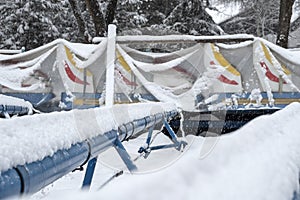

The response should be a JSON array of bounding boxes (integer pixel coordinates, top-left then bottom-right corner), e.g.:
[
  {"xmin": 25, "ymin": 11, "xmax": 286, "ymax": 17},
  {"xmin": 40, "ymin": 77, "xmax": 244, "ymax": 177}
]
[
  {"xmin": 0, "ymin": 102, "xmax": 178, "ymax": 199},
  {"xmin": 92, "ymin": 34, "xmax": 255, "ymax": 44}
]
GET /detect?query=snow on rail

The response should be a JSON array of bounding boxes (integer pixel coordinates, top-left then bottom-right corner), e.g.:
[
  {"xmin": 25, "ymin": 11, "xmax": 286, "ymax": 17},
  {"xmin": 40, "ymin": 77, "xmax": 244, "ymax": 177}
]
[
  {"xmin": 92, "ymin": 34, "xmax": 255, "ymax": 44},
  {"xmin": 0, "ymin": 102, "xmax": 176, "ymax": 173}
]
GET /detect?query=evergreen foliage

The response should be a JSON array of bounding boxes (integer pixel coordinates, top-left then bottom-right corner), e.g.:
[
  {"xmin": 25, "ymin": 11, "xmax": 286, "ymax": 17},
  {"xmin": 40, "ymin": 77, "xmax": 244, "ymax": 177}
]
[
  {"xmin": 0, "ymin": 0, "xmax": 299, "ymax": 49},
  {"xmin": 0, "ymin": 0, "xmax": 76, "ymax": 50}
]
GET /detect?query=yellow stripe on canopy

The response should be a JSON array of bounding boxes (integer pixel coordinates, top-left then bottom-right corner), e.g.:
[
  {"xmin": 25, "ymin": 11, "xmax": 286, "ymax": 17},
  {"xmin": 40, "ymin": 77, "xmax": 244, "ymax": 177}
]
[
  {"xmin": 117, "ymin": 51, "xmax": 131, "ymax": 72},
  {"xmin": 64, "ymin": 46, "xmax": 93, "ymax": 76},
  {"xmin": 211, "ymin": 44, "xmax": 240, "ymax": 76},
  {"xmin": 261, "ymin": 42, "xmax": 291, "ymax": 75}
]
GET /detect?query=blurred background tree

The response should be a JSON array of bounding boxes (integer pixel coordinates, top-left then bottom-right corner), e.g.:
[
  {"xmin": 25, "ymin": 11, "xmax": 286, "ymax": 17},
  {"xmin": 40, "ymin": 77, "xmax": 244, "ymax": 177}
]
[{"xmin": 0, "ymin": 0, "xmax": 299, "ymax": 49}]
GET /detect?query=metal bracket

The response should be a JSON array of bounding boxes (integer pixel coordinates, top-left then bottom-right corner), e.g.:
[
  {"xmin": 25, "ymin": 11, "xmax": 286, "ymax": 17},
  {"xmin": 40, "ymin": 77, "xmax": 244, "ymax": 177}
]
[
  {"xmin": 81, "ymin": 137, "xmax": 137, "ymax": 190},
  {"xmin": 114, "ymin": 138, "xmax": 137, "ymax": 172},
  {"xmin": 163, "ymin": 118, "xmax": 180, "ymax": 145},
  {"xmin": 138, "ymin": 117, "xmax": 187, "ymax": 155},
  {"xmin": 138, "ymin": 123, "xmax": 154, "ymax": 155}
]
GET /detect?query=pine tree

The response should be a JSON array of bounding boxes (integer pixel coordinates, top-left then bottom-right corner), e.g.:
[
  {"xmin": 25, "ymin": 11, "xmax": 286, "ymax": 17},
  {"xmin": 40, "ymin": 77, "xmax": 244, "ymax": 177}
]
[
  {"xmin": 163, "ymin": 0, "xmax": 222, "ymax": 35},
  {"xmin": 69, "ymin": 0, "xmax": 90, "ymax": 42},
  {"xmin": 115, "ymin": 0, "xmax": 148, "ymax": 31},
  {"xmin": 0, "ymin": 0, "xmax": 230, "ymax": 50},
  {"xmin": 68, "ymin": 0, "xmax": 119, "ymax": 38},
  {"xmin": 0, "ymin": 0, "xmax": 74, "ymax": 50},
  {"xmin": 52, "ymin": 0, "xmax": 78, "ymax": 43},
  {"xmin": 115, "ymin": 0, "xmax": 222, "ymax": 36}
]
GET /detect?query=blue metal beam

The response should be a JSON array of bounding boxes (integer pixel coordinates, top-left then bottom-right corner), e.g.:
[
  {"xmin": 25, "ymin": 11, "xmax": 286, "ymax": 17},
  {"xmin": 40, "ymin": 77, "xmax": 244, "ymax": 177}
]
[
  {"xmin": 0, "ymin": 109, "xmax": 178, "ymax": 199},
  {"xmin": 0, "ymin": 105, "xmax": 30, "ymax": 117},
  {"xmin": 114, "ymin": 138, "xmax": 137, "ymax": 172},
  {"xmin": 0, "ymin": 168, "xmax": 22, "ymax": 198}
]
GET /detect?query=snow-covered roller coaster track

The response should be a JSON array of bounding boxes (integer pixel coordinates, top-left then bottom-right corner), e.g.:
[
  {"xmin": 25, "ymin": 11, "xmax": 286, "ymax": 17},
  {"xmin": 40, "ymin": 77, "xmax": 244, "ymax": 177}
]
[{"xmin": 0, "ymin": 102, "xmax": 179, "ymax": 199}]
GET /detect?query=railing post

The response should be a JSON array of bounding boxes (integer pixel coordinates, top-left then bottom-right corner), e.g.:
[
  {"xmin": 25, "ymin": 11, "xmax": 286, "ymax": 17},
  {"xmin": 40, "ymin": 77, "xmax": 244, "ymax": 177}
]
[
  {"xmin": 105, "ymin": 24, "xmax": 117, "ymax": 107},
  {"xmin": 82, "ymin": 157, "xmax": 98, "ymax": 190}
]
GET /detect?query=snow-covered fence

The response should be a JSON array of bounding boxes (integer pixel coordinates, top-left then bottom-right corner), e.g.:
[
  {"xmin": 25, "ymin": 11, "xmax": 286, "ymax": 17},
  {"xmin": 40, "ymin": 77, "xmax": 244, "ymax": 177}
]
[{"xmin": 0, "ymin": 102, "xmax": 179, "ymax": 199}]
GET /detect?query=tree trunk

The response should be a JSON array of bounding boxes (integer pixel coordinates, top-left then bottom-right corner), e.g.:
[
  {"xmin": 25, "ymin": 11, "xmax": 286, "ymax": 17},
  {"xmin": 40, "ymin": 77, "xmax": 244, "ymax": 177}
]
[
  {"xmin": 276, "ymin": 0, "xmax": 295, "ymax": 48},
  {"xmin": 105, "ymin": 0, "xmax": 118, "ymax": 27},
  {"xmin": 69, "ymin": 0, "xmax": 89, "ymax": 43},
  {"xmin": 85, "ymin": 0, "xmax": 106, "ymax": 36}
]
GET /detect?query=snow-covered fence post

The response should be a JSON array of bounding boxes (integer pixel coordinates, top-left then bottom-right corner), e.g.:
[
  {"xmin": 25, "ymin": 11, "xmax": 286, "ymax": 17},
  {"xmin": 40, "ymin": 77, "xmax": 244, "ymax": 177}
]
[{"xmin": 105, "ymin": 24, "xmax": 117, "ymax": 107}]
